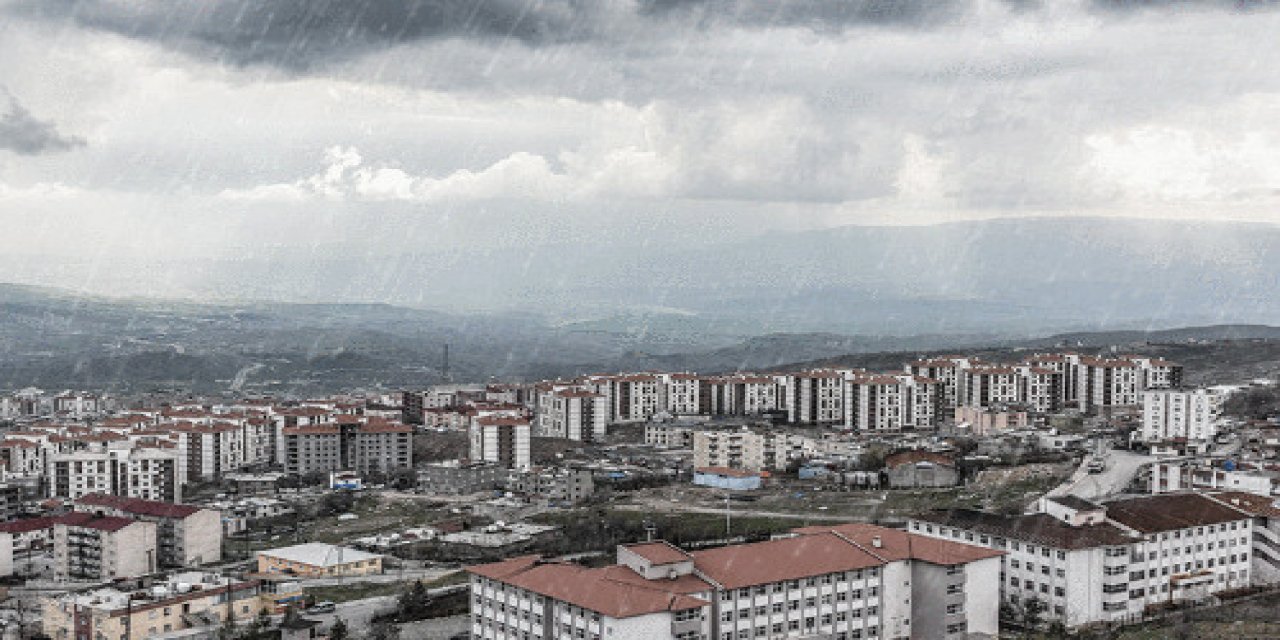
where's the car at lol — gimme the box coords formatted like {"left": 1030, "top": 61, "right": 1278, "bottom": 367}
{"left": 307, "top": 601, "right": 336, "bottom": 614}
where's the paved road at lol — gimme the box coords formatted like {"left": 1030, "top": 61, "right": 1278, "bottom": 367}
{"left": 297, "top": 568, "right": 455, "bottom": 587}
{"left": 304, "top": 584, "right": 469, "bottom": 631}
{"left": 306, "top": 595, "right": 397, "bottom": 629}
{"left": 1047, "top": 449, "right": 1154, "bottom": 502}
{"left": 616, "top": 499, "right": 857, "bottom": 522}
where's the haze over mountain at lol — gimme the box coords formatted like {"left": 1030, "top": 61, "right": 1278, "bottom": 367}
{"left": 6, "top": 217, "right": 1277, "bottom": 337}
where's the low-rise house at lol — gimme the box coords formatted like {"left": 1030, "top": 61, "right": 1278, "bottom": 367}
{"left": 692, "top": 467, "right": 762, "bottom": 491}
{"left": 256, "top": 542, "right": 383, "bottom": 578}
{"left": 884, "top": 451, "right": 958, "bottom": 488}
{"left": 417, "top": 461, "right": 507, "bottom": 495}
{"left": 505, "top": 468, "right": 594, "bottom": 504}
{"left": 42, "top": 571, "right": 266, "bottom": 640}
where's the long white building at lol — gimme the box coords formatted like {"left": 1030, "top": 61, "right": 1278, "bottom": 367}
{"left": 910, "top": 493, "right": 1253, "bottom": 629}
{"left": 467, "top": 522, "right": 1002, "bottom": 640}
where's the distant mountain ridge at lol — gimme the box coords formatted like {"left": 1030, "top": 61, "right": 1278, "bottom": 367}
{"left": 0, "top": 282, "right": 1276, "bottom": 393}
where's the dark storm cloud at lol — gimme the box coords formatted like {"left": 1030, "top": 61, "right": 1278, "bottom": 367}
{"left": 8, "top": 0, "right": 606, "bottom": 70}
{"left": 9, "top": 0, "right": 1278, "bottom": 71}
{"left": 637, "top": 0, "right": 973, "bottom": 29}
{"left": 1092, "top": 0, "right": 1275, "bottom": 11}
{"left": 0, "top": 92, "right": 85, "bottom": 155}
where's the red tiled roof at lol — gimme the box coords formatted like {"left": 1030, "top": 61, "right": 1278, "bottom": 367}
{"left": 1209, "top": 491, "right": 1280, "bottom": 519}
{"left": 1104, "top": 494, "right": 1249, "bottom": 533}
{"left": 691, "top": 532, "right": 883, "bottom": 589}
{"left": 54, "top": 511, "right": 138, "bottom": 532}
{"left": 789, "top": 523, "right": 1003, "bottom": 566}
{"left": 76, "top": 493, "right": 201, "bottom": 519}
{"left": 915, "top": 509, "right": 1136, "bottom": 549}
{"left": 467, "top": 558, "right": 707, "bottom": 619}
{"left": 0, "top": 516, "right": 66, "bottom": 534}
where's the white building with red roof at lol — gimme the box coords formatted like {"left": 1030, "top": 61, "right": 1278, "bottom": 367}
{"left": 467, "top": 523, "right": 1002, "bottom": 640}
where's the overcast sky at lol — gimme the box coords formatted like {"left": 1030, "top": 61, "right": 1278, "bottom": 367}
{"left": 1, "top": 0, "right": 1279, "bottom": 298}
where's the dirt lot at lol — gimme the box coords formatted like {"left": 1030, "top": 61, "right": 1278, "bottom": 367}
{"left": 614, "top": 465, "right": 1074, "bottom": 524}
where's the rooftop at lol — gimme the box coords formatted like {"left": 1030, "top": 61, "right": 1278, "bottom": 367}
{"left": 257, "top": 543, "right": 381, "bottom": 567}
{"left": 1104, "top": 493, "right": 1249, "bottom": 533}
{"left": 690, "top": 532, "right": 883, "bottom": 589}
{"left": 468, "top": 557, "right": 708, "bottom": 619}
{"left": 76, "top": 493, "right": 202, "bottom": 519}
{"left": 789, "top": 523, "right": 1004, "bottom": 566}
{"left": 622, "top": 541, "right": 692, "bottom": 565}
{"left": 914, "top": 509, "right": 1136, "bottom": 550}
{"left": 1048, "top": 495, "right": 1102, "bottom": 511}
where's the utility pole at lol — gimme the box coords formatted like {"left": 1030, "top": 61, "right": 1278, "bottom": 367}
{"left": 724, "top": 493, "right": 731, "bottom": 538}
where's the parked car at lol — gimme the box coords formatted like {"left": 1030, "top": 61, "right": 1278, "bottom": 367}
{"left": 307, "top": 601, "right": 336, "bottom": 614}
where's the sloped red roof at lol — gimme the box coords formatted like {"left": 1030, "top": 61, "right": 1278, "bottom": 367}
{"left": 76, "top": 493, "right": 201, "bottom": 519}
{"left": 467, "top": 558, "right": 707, "bottom": 619}
{"left": 790, "top": 523, "right": 1003, "bottom": 566}
{"left": 691, "top": 532, "right": 882, "bottom": 589}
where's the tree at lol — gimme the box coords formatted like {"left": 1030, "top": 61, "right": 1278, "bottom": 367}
{"left": 233, "top": 609, "right": 274, "bottom": 640}
{"left": 317, "top": 491, "right": 357, "bottom": 517}
{"left": 396, "top": 580, "right": 433, "bottom": 621}
{"left": 1022, "top": 596, "right": 1047, "bottom": 629}
{"left": 329, "top": 617, "right": 350, "bottom": 640}
{"left": 368, "top": 621, "right": 401, "bottom": 640}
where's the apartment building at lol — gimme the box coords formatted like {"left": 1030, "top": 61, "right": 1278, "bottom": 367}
{"left": 54, "top": 513, "right": 158, "bottom": 581}
{"left": 693, "top": 430, "right": 807, "bottom": 472}
{"left": 470, "top": 416, "right": 532, "bottom": 470}
{"left": 911, "top": 493, "right": 1253, "bottom": 628}
{"left": 665, "top": 374, "right": 703, "bottom": 416}
{"left": 0, "top": 437, "right": 45, "bottom": 478}
{"left": 48, "top": 446, "right": 182, "bottom": 502}
{"left": 645, "top": 423, "right": 695, "bottom": 448}
{"left": 1147, "top": 459, "right": 1274, "bottom": 495}
{"left": 907, "top": 357, "right": 979, "bottom": 409}
{"left": 42, "top": 571, "right": 265, "bottom": 640}
{"left": 963, "top": 366, "right": 1022, "bottom": 409}
{"left": 1128, "top": 357, "right": 1184, "bottom": 391}
{"left": 171, "top": 422, "right": 246, "bottom": 482}
{"left": 607, "top": 374, "right": 665, "bottom": 423}
{"left": 466, "top": 522, "right": 1001, "bottom": 640}
{"left": 700, "top": 375, "right": 781, "bottom": 417}
{"left": 280, "top": 419, "right": 413, "bottom": 476}
{"left": 505, "top": 468, "right": 595, "bottom": 504}
{"left": 1141, "top": 389, "right": 1221, "bottom": 443}
{"left": 1080, "top": 358, "right": 1142, "bottom": 413}
{"left": 74, "top": 494, "right": 222, "bottom": 567}
{"left": 845, "top": 374, "right": 942, "bottom": 432}
{"left": 538, "top": 388, "right": 607, "bottom": 442}
{"left": 782, "top": 371, "right": 847, "bottom": 426}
